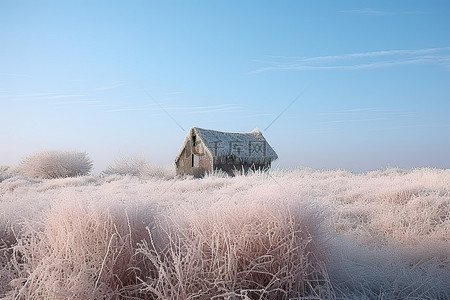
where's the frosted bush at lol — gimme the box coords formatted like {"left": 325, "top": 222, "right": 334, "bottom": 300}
{"left": 138, "top": 200, "right": 332, "bottom": 299}
{"left": 6, "top": 198, "right": 154, "bottom": 299}
{"left": 103, "top": 156, "right": 148, "bottom": 177}
{"left": 15, "top": 151, "right": 93, "bottom": 179}
{"left": 103, "top": 156, "right": 175, "bottom": 179}
{"left": 142, "top": 164, "right": 176, "bottom": 179}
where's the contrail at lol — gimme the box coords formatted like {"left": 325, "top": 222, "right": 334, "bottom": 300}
{"left": 264, "top": 84, "right": 312, "bottom": 132}
{"left": 143, "top": 89, "right": 185, "bottom": 132}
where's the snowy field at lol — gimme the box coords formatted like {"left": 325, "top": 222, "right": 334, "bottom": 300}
{"left": 0, "top": 165, "right": 449, "bottom": 299}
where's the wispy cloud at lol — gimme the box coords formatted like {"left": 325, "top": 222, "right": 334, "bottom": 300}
{"left": 318, "top": 108, "right": 381, "bottom": 116}
{"left": 340, "top": 8, "right": 390, "bottom": 16}
{"left": 320, "top": 118, "right": 396, "bottom": 125}
{"left": 52, "top": 100, "right": 101, "bottom": 105}
{"left": 369, "top": 123, "right": 450, "bottom": 131}
{"left": 94, "top": 83, "right": 125, "bottom": 91}
{"left": 1, "top": 73, "right": 92, "bottom": 85}
{"left": 33, "top": 94, "right": 86, "bottom": 100}
{"left": 106, "top": 107, "right": 149, "bottom": 112}
{"left": 340, "top": 8, "right": 427, "bottom": 16}
{"left": 105, "top": 103, "right": 159, "bottom": 113}
{"left": 239, "top": 113, "right": 274, "bottom": 119}
{"left": 0, "top": 93, "right": 85, "bottom": 101}
{"left": 0, "top": 73, "right": 31, "bottom": 78}
{"left": 317, "top": 107, "right": 416, "bottom": 126}
{"left": 318, "top": 108, "right": 415, "bottom": 117}
{"left": 164, "top": 104, "right": 242, "bottom": 114}
{"left": 165, "top": 91, "right": 184, "bottom": 96}
{"left": 402, "top": 10, "right": 427, "bottom": 15}
{"left": 251, "top": 47, "right": 450, "bottom": 73}
{"left": 105, "top": 103, "right": 242, "bottom": 115}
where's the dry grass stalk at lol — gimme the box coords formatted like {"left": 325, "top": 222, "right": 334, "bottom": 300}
{"left": 137, "top": 201, "right": 332, "bottom": 299}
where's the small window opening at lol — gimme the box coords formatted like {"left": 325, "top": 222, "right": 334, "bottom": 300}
{"left": 192, "top": 135, "right": 197, "bottom": 146}
{"left": 192, "top": 154, "right": 200, "bottom": 168}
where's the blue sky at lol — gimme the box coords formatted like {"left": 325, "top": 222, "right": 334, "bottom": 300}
{"left": 1, "top": 0, "right": 449, "bottom": 172}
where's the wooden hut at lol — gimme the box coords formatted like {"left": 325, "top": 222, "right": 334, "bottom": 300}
{"left": 175, "top": 127, "right": 278, "bottom": 177}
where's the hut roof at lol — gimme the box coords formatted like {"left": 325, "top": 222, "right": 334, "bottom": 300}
{"left": 175, "top": 127, "right": 278, "bottom": 164}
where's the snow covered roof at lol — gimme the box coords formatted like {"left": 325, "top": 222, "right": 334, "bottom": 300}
{"left": 175, "top": 127, "right": 278, "bottom": 165}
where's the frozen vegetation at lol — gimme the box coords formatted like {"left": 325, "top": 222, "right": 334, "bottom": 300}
{"left": 11, "top": 151, "right": 93, "bottom": 179}
{"left": 0, "top": 162, "right": 449, "bottom": 299}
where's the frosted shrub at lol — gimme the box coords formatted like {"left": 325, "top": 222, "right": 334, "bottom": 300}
{"left": 138, "top": 201, "right": 332, "bottom": 299}
{"left": 7, "top": 199, "right": 153, "bottom": 299}
{"left": 142, "top": 164, "right": 176, "bottom": 179}
{"left": 104, "top": 156, "right": 176, "bottom": 179}
{"left": 15, "top": 151, "right": 93, "bottom": 179}
{"left": 103, "top": 156, "right": 148, "bottom": 177}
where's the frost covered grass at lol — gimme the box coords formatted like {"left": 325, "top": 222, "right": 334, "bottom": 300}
{"left": 0, "top": 167, "right": 449, "bottom": 299}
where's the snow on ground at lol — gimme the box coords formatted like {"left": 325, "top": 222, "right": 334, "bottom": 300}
{"left": 0, "top": 167, "right": 449, "bottom": 299}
